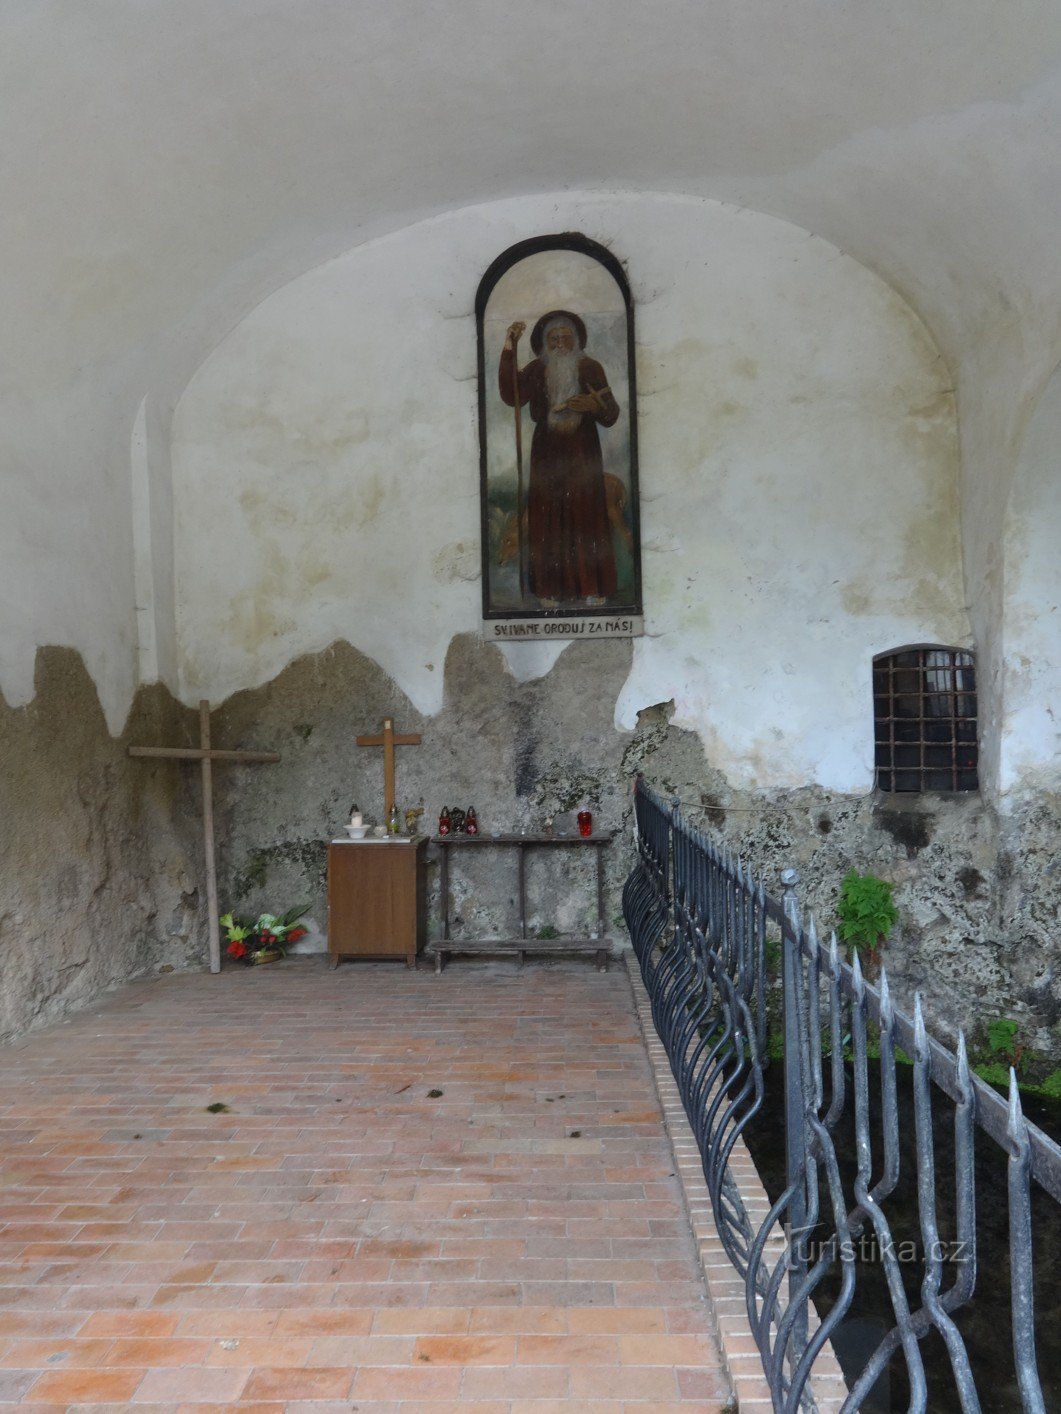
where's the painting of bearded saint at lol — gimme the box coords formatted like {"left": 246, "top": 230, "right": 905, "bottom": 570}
{"left": 499, "top": 309, "right": 620, "bottom": 604}
{"left": 479, "top": 240, "right": 641, "bottom": 625}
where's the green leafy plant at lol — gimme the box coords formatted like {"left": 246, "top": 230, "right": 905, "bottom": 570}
{"left": 836, "top": 870, "right": 898, "bottom": 972}
{"left": 535, "top": 924, "right": 559, "bottom": 940}
{"left": 973, "top": 1062, "right": 1011, "bottom": 1088}
{"left": 970, "top": 1017, "right": 1029, "bottom": 1088}
{"left": 220, "top": 904, "right": 309, "bottom": 965}
{"left": 986, "top": 1016, "right": 1027, "bottom": 1074}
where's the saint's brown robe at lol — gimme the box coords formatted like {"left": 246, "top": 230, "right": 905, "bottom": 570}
{"left": 499, "top": 348, "right": 620, "bottom": 602}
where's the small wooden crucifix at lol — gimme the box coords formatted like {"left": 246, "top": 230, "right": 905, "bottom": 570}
{"left": 356, "top": 716, "right": 421, "bottom": 820}
{"left": 128, "top": 701, "right": 280, "bottom": 975}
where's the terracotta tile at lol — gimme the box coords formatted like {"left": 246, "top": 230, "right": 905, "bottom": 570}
{"left": 468, "top": 1305, "right": 568, "bottom": 1334}
{"left": 206, "top": 1335, "right": 312, "bottom": 1366}
{"left": 243, "top": 1365, "right": 353, "bottom": 1398}
{"left": 175, "top": 1405, "right": 281, "bottom": 1414}
{"left": 173, "top": 1309, "right": 279, "bottom": 1338}
{"left": 518, "top": 1333, "right": 620, "bottom": 1364}
{"left": 570, "top": 1364, "right": 680, "bottom": 1399}
{"left": 629, "top": 1404, "right": 730, "bottom": 1414}
{"left": 0, "top": 1312, "right": 87, "bottom": 1337}
{"left": 372, "top": 1305, "right": 471, "bottom": 1335}
{"left": 0, "top": 1370, "right": 39, "bottom": 1401}
{"left": 24, "top": 1367, "right": 146, "bottom": 1402}
{"left": 509, "top": 1402, "right": 622, "bottom": 1414}
{"left": 351, "top": 1364, "right": 463, "bottom": 1398}
{"left": 462, "top": 1363, "right": 570, "bottom": 1398}
{"left": 104, "top": 1336, "right": 211, "bottom": 1366}
{"left": 412, "top": 1404, "right": 508, "bottom": 1414}
{"left": 617, "top": 1332, "right": 721, "bottom": 1364}
{"left": 0, "top": 963, "right": 737, "bottom": 1410}
{"left": 304, "top": 1334, "right": 415, "bottom": 1366}
{"left": 273, "top": 1307, "right": 373, "bottom": 1337}
{"left": 132, "top": 1365, "right": 249, "bottom": 1401}
{"left": 0, "top": 1337, "right": 116, "bottom": 1368}
{"left": 412, "top": 1334, "right": 515, "bottom": 1365}
{"left": 79, "top": 1311, "right": 179, "bottom": 1338}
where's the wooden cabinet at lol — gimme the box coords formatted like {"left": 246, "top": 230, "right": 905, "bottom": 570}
{"left": 327, "top": 838, "right": 428, "bottom": 968}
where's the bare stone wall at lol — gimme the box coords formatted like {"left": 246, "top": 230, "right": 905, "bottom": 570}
{"left": 0, "top": 648, "right": 202, "bottom": 1042}
{"left": 210, "top": 635, "right": 641, "bottom": 955}
{"left": 3, "top": 639, "right": 1057, "bottom": 1063}
{"left": 619, "top": 697, "right": 1061, "bottom": 1064}
{"left": 210, "top": 635, "right": 1061, "bottom": 1065}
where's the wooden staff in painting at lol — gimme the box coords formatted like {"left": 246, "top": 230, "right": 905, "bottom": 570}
{"left": 507, "top": 318, "right": 528, "bottom": 597}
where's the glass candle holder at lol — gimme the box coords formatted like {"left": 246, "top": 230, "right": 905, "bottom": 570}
{"left": 577, "top": 809, "right": 593, "bottom": 838}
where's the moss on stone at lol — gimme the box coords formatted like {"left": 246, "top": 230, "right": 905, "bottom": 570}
{"left": 232, "top": 839, "right": 327, "bottom": 901}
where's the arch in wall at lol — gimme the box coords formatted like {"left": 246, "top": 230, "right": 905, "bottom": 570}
{"left": 164, "top": 190, "right": 966, "bottom": 793}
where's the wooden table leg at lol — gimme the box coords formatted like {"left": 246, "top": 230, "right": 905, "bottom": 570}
{"left": 440, "top": 847, "right": 451, "bottom": 941}
{"left": 517, "top": 843, "right": 527, "bottom": 941}
{"left": 518, "top": 841, "right": 528, "bottom": 968}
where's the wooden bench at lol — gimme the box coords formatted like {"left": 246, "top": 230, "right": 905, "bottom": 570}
{"left": 425, "top": 936, "right": 611, "bottom": 973}
{"left": 429, "top": 832, "right": 612, "bottom": 974}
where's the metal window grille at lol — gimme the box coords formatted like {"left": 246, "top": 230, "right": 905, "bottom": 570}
{"left": 873, "top": 646, "right": 978, "bottom": 793}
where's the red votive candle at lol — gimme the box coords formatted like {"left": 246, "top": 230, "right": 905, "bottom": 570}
{"left": 577, "top": 809, "right": 593, "bottom": 837}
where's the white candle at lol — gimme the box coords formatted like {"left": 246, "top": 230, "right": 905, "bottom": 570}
{"left": 350, "top": 811, "right": 363, "bottom": 827}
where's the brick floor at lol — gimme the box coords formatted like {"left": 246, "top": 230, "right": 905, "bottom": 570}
{"left": 0, "top": 958, "right": 732, "bottom": 1409}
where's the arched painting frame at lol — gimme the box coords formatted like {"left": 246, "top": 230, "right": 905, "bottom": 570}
{"left": 477, "top": 234, "right": 643, "bottom": 641}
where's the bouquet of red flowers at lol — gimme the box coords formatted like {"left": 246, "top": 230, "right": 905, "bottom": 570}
{"left": 220, "top": 905, "right": 309, "bottom": 965}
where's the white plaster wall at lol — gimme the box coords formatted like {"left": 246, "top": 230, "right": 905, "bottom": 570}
{"left": 6, "top": 2, "right": 1061, "bottom": 745}
{"left": 999, "top": 364, "right": 1061, "bottom": 799}
{"left": 0, "top": 381, "right": 141, "bottom": 731}
{"left": 171, "top": 192, "right": 967, "bottom": 791}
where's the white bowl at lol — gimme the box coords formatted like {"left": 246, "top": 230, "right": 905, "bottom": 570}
{"left": 344, "top": 823, "right": 370, "bottom": 839}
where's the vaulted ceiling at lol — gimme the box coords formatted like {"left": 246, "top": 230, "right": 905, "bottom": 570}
{"left": 7, "top": 0, "right": 1061, "bottom": 401}
{"left": 4, "top": 1, "right": 1061, "bottom": 724}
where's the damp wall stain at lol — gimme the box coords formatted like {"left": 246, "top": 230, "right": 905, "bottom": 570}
{"left": 0, "top": 648, "right": 203, "bottom": 1044}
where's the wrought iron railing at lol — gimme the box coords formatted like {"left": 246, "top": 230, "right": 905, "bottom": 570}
{"left": 623, "top": 776, "right": 1061, "bottom": 1413}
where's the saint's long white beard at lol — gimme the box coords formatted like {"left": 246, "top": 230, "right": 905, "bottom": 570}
{"left": 544, "top": 348, "right": 582, "bottom": 433}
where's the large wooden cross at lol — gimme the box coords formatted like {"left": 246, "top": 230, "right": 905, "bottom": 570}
{"left": 128, "top": 700, "right": 280, "bottom": 974}
{"left": 356, "top": 716, "right": 421, "bottom": 820}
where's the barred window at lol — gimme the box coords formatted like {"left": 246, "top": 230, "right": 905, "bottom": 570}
{"left": 873, "top": 647, "right": 978, "bottom": 793}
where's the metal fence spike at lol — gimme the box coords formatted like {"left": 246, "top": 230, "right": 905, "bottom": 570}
{"left": 913, "top": 992, "right": 929, "bottom": 1062}
{"left": 879, "top": 969, "right": 893, "bottom": 1030}
{"left": 1008, "top": 1069, "right": 1027, "bottom": 1148}
{"left": 851, "top": 946, "right": 864, "bottom": 1000}
{"left": 956, "top": 1031, "right": 971, "bottom": 1098}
